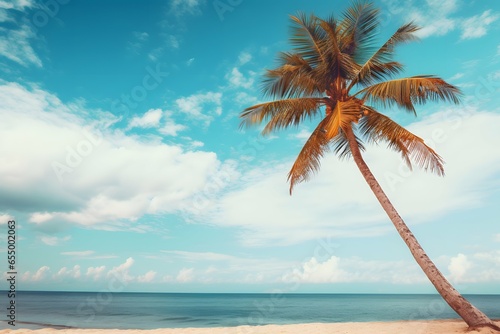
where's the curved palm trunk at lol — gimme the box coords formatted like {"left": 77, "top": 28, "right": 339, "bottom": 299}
{"left": 344, "top": 126, "right": 500, "bottom": 331}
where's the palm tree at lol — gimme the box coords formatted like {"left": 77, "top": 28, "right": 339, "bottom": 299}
{"left": 240, "top": 1, "right": 499, "bottom": 331}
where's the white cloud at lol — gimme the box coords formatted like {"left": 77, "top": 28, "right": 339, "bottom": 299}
{"left": 384, "top": 0, "right": 497, "bottom": 40}
{"left": 440, "top": 251, "right": 500, "bottom": 283}
{"left": 234, "top": 92, "right": 258, "bottom": 106}
{"left": 389, "top": 0, "right": 458, "bottom": 38}
{"left": 238, "top": 52, "right": 252, "bottom": 65}
{"left": 0, "top": 213, "right": 14, "bottom": 224}
{"left": 163, "top": 250, "right": 238, "bottom": 262}
{"left": 448, "top": 253, "right": 471, "bottom": 282}
{"left": 460, "top": 10, "right": 499, "bottom": 40}
{"left": 226, "top": 67, "right": 255, "bottom": 89}
{"left": 55, "top": 265, "right": 81, "bottom": 279}
{"left": 160, "top": 250, "right": 294, "bottom": 284}
{"left": 175, "top": 91, "right": 223, "bottom": 126}
{"left": 282, "top": 256, "right": 425, "bottom": 284}
{"left": 283, "top": 256, "right": 349, "bottom": 283}
{"left": 86, "top": 266, "right": 106, "bottom": 281}
{"left": 293, "top": 129, "right": 312, "bottom": 140}
{"left": 133, "top": 31, "right": 149, "bottom": 41}
{"left": 186, "top": 58, "right": 195, "bottom": 66}
{"left": 192, "top": 109, "right": 500, "bottom": 246}
{"left": 167, "top": 35, "right": 180, "bottom": 49}
{"left": 22, "top": 266, "right": 50, "bottom": 282}
{"left": 448, "top": 73, "right": 464, "bottom": 81}
{"left": 0, "top": 24, "right": 41, "bottom": 67}
{"left": 30, "top": 212, "right": 54, "bottom": 224}
{"left": 127, "top": 31, "right": 149, "bottom": 54}
{"left": 159, "top": 111, "right": 187, "bottom": 136}
{"left": 137, "top": 270, "right": 157, "bottom": 283}
{"left": 159, "top": 121, "right": 187, "bottom": 136}
{"left": 40, "top": 235, "right": 71, "bottom": 246}
{"left": 107, "top": 257, "right": 134, "bottom": 282}
{"left": 170, "top": 0, "right": 204, "bottom": 16}
{"left": 176, "top": 268, "right": 194, "bottom": 282}
{"left": 190, "top": 140, "right": 204, "bottom": 148}
{"left": 0, "top": 0, "right": 34, "bottom": 24}
{"left": 61, "top": 250, "right": 95, "bottom": 257}
{"left": 0, "top": 0, "right": 34, "bottom": 11}
{"left": 0, "top": 82, "right": 234, "bottom": 230}
{"left": 128, "top": 109, "right": 163, "bottom": 129}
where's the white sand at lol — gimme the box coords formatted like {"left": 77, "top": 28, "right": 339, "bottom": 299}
{"left": 1, "top": 320, "right": 499, "bottom": 334}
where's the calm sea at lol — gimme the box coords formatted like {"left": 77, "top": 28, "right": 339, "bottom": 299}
{"left": 1, "top": 292, "right": 499, "bottom": 330}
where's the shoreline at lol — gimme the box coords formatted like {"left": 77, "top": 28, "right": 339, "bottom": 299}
{"left": 1, "top": 320, "right": 499, "bottom": 334}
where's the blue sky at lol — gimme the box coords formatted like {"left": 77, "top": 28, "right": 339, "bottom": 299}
{"left": 0, "top": 0, "right": 499, "bottom": 294}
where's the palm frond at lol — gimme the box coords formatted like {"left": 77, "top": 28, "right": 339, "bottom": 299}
{"left": 324, "top": 99, "right": 363, "bottom": 140}
{"left": 287, "top": 115, "right": 331, "bottom": 194}
{"left": 359, "top": 108, "right": 444, "bottom": 175}
{"left": 356, "top": 76, "right": 461, "bottom": 114}
{"left": 288, "top": 100, "right": 366, "bottom": 193}
{"left": 289, "top": 13, "right": 326, "bottom": 68}
{"left": 262, "top": 52, "right": 323, "bottom": 99}
{"left": 340, "top": 0, "right": 380, "bottom": 62}
{"left": 349, "top": 22, "right": 419, "bottom": 89}
{"left": 330, "top": 127, "right": 366, "bottom": 160}
{"left": 240, "top": 98, "right": 325, "bottom": 134}
{"left": 318, "top": 17, "right": 360, "bottom": 81}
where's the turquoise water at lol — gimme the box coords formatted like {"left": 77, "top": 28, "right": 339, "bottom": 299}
{"left": 1, "top": 292, "right": 499, "bottom": 329}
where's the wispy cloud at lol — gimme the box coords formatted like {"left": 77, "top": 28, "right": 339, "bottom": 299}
{"left": 0, "top": 24, "right": 41, "bottom": 67}
{"left": 460, "top": 10, "right": 499, "bottom": 40}
{"left": 282, "top": 256, "right": 425, "bottom": 284}
{"left": 54, "top": 265, "right": 81, "bottom": 279}
{"left": 137, "top": 270, "right": 157, "bottom": 283}
{"left": 291, "top": 129, "right": 312, "bottom": 140}
{"left": 39, "top": 235, "right": 71, "bottom": 246}
{"left": 383, "top": 0, "right": 498, "bottom": 40}
{"left": 238, "top": 51, "right": 252, "bottom": 65}
{"left": 159, "top": 111, "right": 187, "bottom": 136}
{"left": 61, "top": 250, "right": 95, "bottom": 257}
{"left": 128, "top": 108, "right": 163, "bottom": 129}
{"left": 86, "top": 266, "right": 106, "bottom": 280}
{"left": 176, "top": 268, "right": 194, "bottom": 282}
{"left": 447, "top": 72, "right": 464, "bottom": 81}
{"left": 127, "top": 31, "right": 149, "bottom": 54}
{"left": 175, "top": 91, "right": 222, "bottom": 126}
{"left": 0, "top": 0, "right": 35, "bottom": 22}
{"left": 162, "top": 250, "right": 238, "bottom": 262}
{"left": 22, "top": 266, "right": 50, "bottom": 282}
{"left": 226, "top": 67, "right": 255, "bottom": 89}
{"left": 169, "top": 0, "right": 205, "bottom": 16}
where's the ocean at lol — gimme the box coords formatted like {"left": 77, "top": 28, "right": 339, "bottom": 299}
{"left": 1, "top": 292, "right": 499, "bottom": 330}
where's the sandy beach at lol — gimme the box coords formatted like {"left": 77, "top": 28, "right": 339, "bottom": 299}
{"left": 1, "top": 320, "right": 499, "bottom": 334}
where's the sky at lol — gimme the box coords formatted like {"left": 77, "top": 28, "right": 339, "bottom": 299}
{"left": 0, "top": 0, "right": 499, "bottom": 294}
